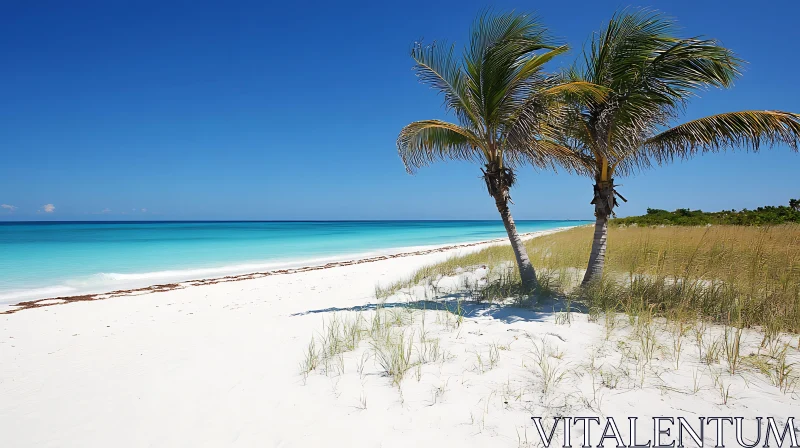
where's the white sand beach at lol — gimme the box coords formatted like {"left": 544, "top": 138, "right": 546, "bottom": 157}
{"left": 2, "top": 229, "right": 798, "bottom": 448}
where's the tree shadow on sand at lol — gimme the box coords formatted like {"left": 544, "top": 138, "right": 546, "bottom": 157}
{"left": 290, "top": 292, "right": 586, "bottom": 325}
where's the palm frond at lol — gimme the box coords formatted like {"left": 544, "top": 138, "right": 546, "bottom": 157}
{"left": 410, "top": 41, "right": 480, "bottom": 129}
{"left": 510, "top": 45, "right": 569, "bottom": 87}
{"left": 648, "top": 37, "right": 742, "bottom": 94}
{"left": 466, "top": 11, "right": 554, "bottom": 74}
{"left": 587, "top": 9, "right": 674, "bottom": 88}
{"left": 397, "top": 120, "right": 484, "bottom": 173}
{"left": 514, "top": 139, "right": 597, "bottom": 175}
{"left": 463, "top": 12, "right": 556, "bottom": 127}
{"left": 401, "top": 11, "right": 580, "bottom": 176}
{"left": 642, "top": 111, "right": 800, "bottom": 163}
{"left": 569, "top": 8, "right": 752, "bottom": 177}
{"left": 542, "top": 80, "right": 609, "bottom": 103}
{"left": 501, "top": 75, "right": 559, "bottom": 150}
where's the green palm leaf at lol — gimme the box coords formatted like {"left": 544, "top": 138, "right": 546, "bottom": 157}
{"left": 410, "top": 42, "right": 480, "bottom": 130}
{"left": 643, "top": 111, "right": 800, "bottom": 163}
{"left": 463, "top": 12, "right": 556, "bottom": 128}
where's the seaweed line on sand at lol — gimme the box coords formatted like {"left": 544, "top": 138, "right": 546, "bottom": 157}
{"left": 1, "top": 229, "right": 566, "bottom": 315}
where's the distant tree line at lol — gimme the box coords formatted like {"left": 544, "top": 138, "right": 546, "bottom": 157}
{"left": 613, "top": 199, "right": 800, "bottom": 226}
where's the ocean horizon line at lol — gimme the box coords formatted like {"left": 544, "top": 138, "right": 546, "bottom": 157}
{"left": 0, "top": 220, "right": 589, "bottom": 303}
{"left": 0, "top": 219, "right": 594, "bottom": 225}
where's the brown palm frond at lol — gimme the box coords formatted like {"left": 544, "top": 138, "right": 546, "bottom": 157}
{"left": 397, "top": 120, "right": 485, "bottom": 173}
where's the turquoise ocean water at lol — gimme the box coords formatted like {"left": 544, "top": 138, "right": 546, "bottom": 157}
{"left": 0, "top": 220, "right": 588, "bottom": 303}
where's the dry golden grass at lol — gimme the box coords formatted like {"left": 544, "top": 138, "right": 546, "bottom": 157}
{"left": 530, "top": 225, "right": 800, "bottom": 285}
{"left": 387, "top": 225, "right": 800, "bottom": 333}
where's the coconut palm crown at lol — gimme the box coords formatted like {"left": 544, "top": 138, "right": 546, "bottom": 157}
{"left": 397, "top": 12, "right": 602, "bottom": 291}
{"left": 549, "top": 10, "right": 800, "bottom": 285}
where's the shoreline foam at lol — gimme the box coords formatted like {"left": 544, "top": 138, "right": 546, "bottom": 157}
{"left": 1, "top": 227, "right": 572, "bottom": 315}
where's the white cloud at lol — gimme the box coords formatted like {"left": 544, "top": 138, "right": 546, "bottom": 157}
{"left": 141, "top": 208, "right": 147, "bottom": 213}
{"left": 1, "top": 204, "right": 17, "bottom": 212}
{"left": 42, "top": 204, "right": 55, "bottom": 213}
{"left": 101, "top": 208, "right": 111, "bottom": 214}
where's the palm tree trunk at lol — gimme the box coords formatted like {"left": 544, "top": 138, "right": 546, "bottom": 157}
{"left": 492, "top": 192, "right": 538, "bottom": 292}
{"left": 581, "top": 180, "right": 617, "bottom": 286}
{"left": 582, "top": 212, "right": 608, "bottom": 285}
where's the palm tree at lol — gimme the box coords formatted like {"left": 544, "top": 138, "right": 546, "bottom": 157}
{"left": 397, "top": 12, "right": 598, "bottom": 291}
{"left": 548, "top": 10, "right": 800, "bottom": 285}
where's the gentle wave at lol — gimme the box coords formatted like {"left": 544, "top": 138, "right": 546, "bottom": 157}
{"left": 0, "top": 245, "right": 445, "bottom": 304}
{"left": 0, "top": 221, "right": 589, "bottom": 304}
{"left": 0, "top": 286, "right": 79, "bottom": 302}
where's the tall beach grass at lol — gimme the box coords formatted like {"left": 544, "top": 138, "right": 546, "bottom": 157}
{"left": 385, "top": 224, "right": 800, "bottom": 333}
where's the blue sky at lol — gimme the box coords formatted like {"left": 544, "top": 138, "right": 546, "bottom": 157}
{"left": 2, "top": 0, "right": 798, "bottom": 221}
